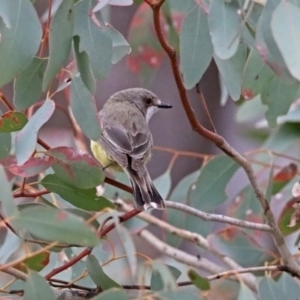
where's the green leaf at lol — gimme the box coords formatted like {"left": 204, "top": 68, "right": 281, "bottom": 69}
{"left": 15, "top": 99, "right": 55, "bottom": 165}
{"left": 70, "top": 76, "right": 102, "bottom": 141}
{"left": 47, "top": 146, "right": 104, "bottom": 189}
{"left": 0, "top": 165, "right": 18, "bottom": 218}
{"left": 187, "top": 269, "right": 210, "bottom": 291}
{"left": 153, "top": 170, "right": 172, "bottom": 200}
{"left": 0, "top": 0, "right": 42, "bottom": 88}
{"left": 258, "top": 277, "right": 287, "bottom": 300}
{"left": 158, "top": 290, "right": 202, "bottom": 300}
{"left": 40, "top": 174, "right": 114, "bottom": 211}
{"left": 214, "top": 43, "right": 246, "bottom": 101}
{"left": 14, "top": 58, "right": 47, "bottom": 110}
{"left": 11, "top": 206, "right": 100, "bottom": 247}
{"left": 180, "top": 5, "right": 213, "bottom": 89}
{"left": 272, "top": 2, "right": 300, "bottom": 81}
{"left": 261, "top": 77, "right": 300, "bottom": 127}
{"left": 91, "top": 289, "right": 129, "bottom": 300}
{"left": 189, "top": 156, "right": 239, "bottom": 211}
{"left": 65, "top": 208, "right": 100, "bottom": 229}
{"left": 238, "top": 283, "right": 256, "bottom": 300}
{"left": 259, "top": 0, "right": 290, "bottom": 79}
{"left": 24, "top": 271, "right": 56, "bottom": 300}
{"left": 209, "top": 228, "right": 267, "bottom": 267}
{"left": 73, "top": 36, "right": 96, "bottom": 93}
{"left": 0, "top": 133, "right": 11, "bottom": 159}
{"left": 86, "top": 255, "right": 122, "bottom": 290}
{"left": 165, "top": 170, "right": 200, "bottom": 247}
{"left": 236, "top": 95, "right": 267, "bottom": 123}
{"left": 108, "top": 26, "right": 131, "bottom": 64}
{"left": 208, "top": 0, "right": 241, "bottom": 59}
{"left": 16, "top": 251, "right": 50, "bottom": 272}
{"left": 278, "top": 272, "right": 300, "bottom": 297}
{"left": 150, "top": 261, "right": 178, "bottom": 291}
{"left": 42, "top": 0, "right": 74, "bottom": 91}
{"left": 115, "top": 223, "right": 137, "bottom": 278}
{"left": 0, "top": 111, "right": 28, "bottom": 133}
{"left": 241, "top": 48, "right": 275, "bottom": 100}
{"left": 74, "top": 0, "right": 112, "bottom": 80}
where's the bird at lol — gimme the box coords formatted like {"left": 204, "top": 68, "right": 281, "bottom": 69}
{"left": 90, "top": 88, "right": 172, "bottom": 211}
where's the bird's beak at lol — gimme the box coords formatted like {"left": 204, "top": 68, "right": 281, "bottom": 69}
{"left": 156, "top": 100, "right": 172, "bottom": 109}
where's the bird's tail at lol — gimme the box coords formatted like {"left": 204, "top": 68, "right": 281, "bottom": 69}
{"left": 127, "top": 168, "right": 165, "bottom": 211}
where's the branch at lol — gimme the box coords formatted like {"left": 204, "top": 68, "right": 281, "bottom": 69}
{"left": 165, "top": 201, "right": 273, "bottom": 232}
{"left": 139, "top": 229, "right": 257, "bottom": 291}
{"left": 208, "top": 265, "right": 300, "bottom": 281}
{"left": 144, "top": 0, "right": 300, "bottom": 276}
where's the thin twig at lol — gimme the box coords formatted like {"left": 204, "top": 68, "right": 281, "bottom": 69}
{"left": 139, "top": 229, "right": 257, "bottom": 291}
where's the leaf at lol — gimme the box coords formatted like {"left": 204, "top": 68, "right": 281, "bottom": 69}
{"left": 91, "top": 289, "right": 129, "bottom": 300}
{"left": 74, "top": 0, "right": 112, "bottom": 80}
{"left": 214, "top": 43, "right": 246, "bottom": 101}
{"left": 189, "top": 156, "right": 239, "bottom": 211}
{"left": 108, "top": 25, "right": 131, "bottom": 64}
{"left": 180, "top": 5, "right": 213, "bottom": 89}
{"left": 241, "top": 48, "right": 275, "bottom": 100}
{"left": 40, "top": 174, "right": 114, "bottom": 211}
{"left": 42, "top": 0, "right": 74, "bottom": 91}
{"left": 70, "top": 76, "right": 102, "bottom": 141}
{"left": 187, "top": 269, "right": 210, "bottom": 291}
{"left": 8, "top": 156, "right": 54, "bottom": 177}
{"left": 15, "top": 251, "right": 50, "bottom": 272}
{"left": 277, "top": 272, "right": 300, "bottom": 297}
{"left": 15, "top": 99, "right": 55, "bottom": 165}
{"left": 65, "top": 208, "right": 100, "bottom": 229}
{"left": 236, "top": 95, "right": 267, "bottom": 123}
{"left": 258, "top": 277, "right": 287, "bottom": 300}
{"left": 157, "top": 291, "right": 202, "bottom": 300}
{"left": 0, "top": 0, "right": 42, "bottom": 88}
{"left": 208, "top": 0, "right": 241, "bottom": 59}
{"left": 237, "top": 283, "right": 256, "bottom": 300}
{"left": 73, "top": 36, "right": 96, "bottom": 94}
{"left": 127, "top": 3, "right": 166, "bottom": 85}
{"left": 208, "top": 228, "right": 267, "bottom": 267}
{"left": 259, "top": 0, "right": 292, "bottom": 80}
{"left": 46, "top": 146, "right": 104, "bottom": 189}
{"left": 24, "top": 271, "right": 56, "bottom": 300}
{"left": 0, "top": 133, "right": 11, "bottom": 159}
{"left": 11, "top": 206, "right": 100, "bottom": 246}
{"left": 278, "top": 197, "right": 300, "bottom": 235}
{"left": 165, "top": 170, "right": 200, "bottom": 247}
{"left": 115, "top": 223, "right": 137, "bottom": 278}
{"left": 0, "top": 111, "right": 28, "bottom": 133}
{"left": 153, "top": 170, "right": 172, "bottom": 200}
{"left": 272, "top": 2, "right": 300, "bottom": 81}
{"left": 272, "top": 163, "right": 297, "bottom": 195}
{"left": 261, "top": 76, "right": 300, "bottom": 127}
{"left": 150, "top": 261, "right": 178, "bottom": 291}
{"left": 13, "top": 58, "right": 47, "bottom": 110}
{"left": 86, "top": 254, "right": 122, "bottom": 290}
{"left": 0, "top": 165, "right": 18, "bottom": 218}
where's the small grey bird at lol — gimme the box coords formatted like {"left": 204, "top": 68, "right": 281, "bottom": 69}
{"left": 91, "top": 88, "right": 172, "bottom": 210}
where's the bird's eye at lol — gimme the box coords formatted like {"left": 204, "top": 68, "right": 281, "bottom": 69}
{"left": 145, "top": 98, "right": 152, "bottom": 105}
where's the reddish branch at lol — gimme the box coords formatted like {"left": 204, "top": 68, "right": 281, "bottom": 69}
{"left": 143, "top": 0, "right": 300, "bottom": 276}
{"left": 44, "top": 208, "right": 140, "bottom": 280}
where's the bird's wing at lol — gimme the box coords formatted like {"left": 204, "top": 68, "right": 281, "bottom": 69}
{"left": 100, "top": 125, "right": 152, "bottom": 171}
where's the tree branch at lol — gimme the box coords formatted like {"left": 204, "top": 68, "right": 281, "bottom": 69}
{"left": 139, "top": 229, "right": 257, "bottom": 291}
{"left": 144, "top": 0, "right": 300, "bottom": 276}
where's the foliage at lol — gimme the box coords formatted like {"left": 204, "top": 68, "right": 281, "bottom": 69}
{"left": 0, "top": 0, "right": 300, "bottom": 299}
